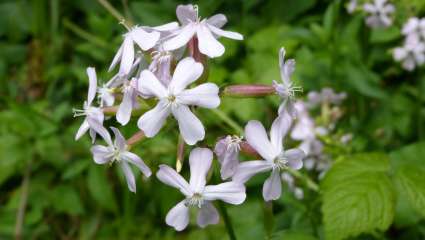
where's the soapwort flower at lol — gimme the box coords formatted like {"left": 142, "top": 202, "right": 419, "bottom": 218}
{"left": 233, "top": 111, "right": 305, "bottom": 201}
{"left": 90, "top": 127, "right": 151, "bottom": 193}
{"left": 214, "top": 135, "right": 243, "bottom": 180}
{"left": 156, "top": 147, "right": 246, "bottom": 231}
{"left": 137, "top": 57, "right": 220, "bottom": 145}
{"left": 393, "top": 35, "right": 425, "bottom": 71}
{"left": 116, "top": 78, "right": 140, "bottom": 125}
{"left": 74, "top": 67, "right": 105, "bottom": 143}
{"left": 273, "top": 47, "right": 301, "bottom": 118}
{"left": 163, "top": 4, "right": 243, "bottom": 58}
{"left": 363, "top": 0, "right": 395, "bottom": 28}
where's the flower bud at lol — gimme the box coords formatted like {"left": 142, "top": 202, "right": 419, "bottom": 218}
{"left": 222, "top": 84, "right": 276, "bottom": 98}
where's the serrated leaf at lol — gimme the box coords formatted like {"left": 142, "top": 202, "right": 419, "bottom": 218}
{"left": 394, "top": 166, "right": 425, "bottom": 218}
{"left": 87, "top": 165, "right": 118, "bottom": 213}
{"left": 321, "top": 153, "right": 395, "bottom": 240}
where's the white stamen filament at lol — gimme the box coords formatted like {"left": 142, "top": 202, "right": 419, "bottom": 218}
{"left": 185, "top": 192, "right": 204, "bottom": 208}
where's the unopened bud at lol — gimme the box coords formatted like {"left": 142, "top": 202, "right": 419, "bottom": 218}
{"left": 222, "top": 84, "right": 276, "bottom": 98}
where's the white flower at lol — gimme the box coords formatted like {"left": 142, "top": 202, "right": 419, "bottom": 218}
{"left": 281, "top": 172, "right": 304, "bottom": 200}
{"left": 273, "top": 47, "right": 301, "bottom": 118}
{"left": 74, "top": 67, "right": 105, "bottom": 143}
{"left": 148, "top": 50, "right": 174, "bottom": 87}
{"left": 363, "top": 0, "right": 395, "bottom": 28}
{"left": 214, "top": 135, "right": 242, "bottom": 180}
{"left": 402, "top": 17, "right": 425, "bottom": 39}
{"left": 233, "top": 112, "right": 305, "bottom": 201}
{"left": 306, "top": 88, "right": 347, "bottom": 107}
{"left": 97, "top": 84, "right": 115, "bottom": 107}
{"left": 91, "top": 127, "right": 151, "bottom": 193}
{"left": 162, "top": 4, "right": 243, "bottom": 58}
{"left": 346, "top": 0, "right": 358, "bottom": 14}
{"left": 393, "top": 35, "right": 425, "bottom": 71}
{"left": 116, "top": 78, "right": 139, "bottom": 125}
{"left": 156, "top": 147, "right": 246, "bottom": 231}
{"left": 109, "top": 26, "right": 160, "bottom": 76}
{"left": 137, "top": 57, "right": 220, "bottom": 145}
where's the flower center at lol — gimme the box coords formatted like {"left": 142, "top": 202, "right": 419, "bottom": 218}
{"left": 185, "top": 192, "right": 204, "bottom": 208}
{"left": 273, "top": 153, "right": 289, "bottom": 170}
{"left": 168, "top": 94, "right": 176, "bottom": 102}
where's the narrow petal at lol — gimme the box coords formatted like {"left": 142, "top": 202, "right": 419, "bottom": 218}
{"left": 162, "top": 23, "right": 196, "bottom": 51}
{"left": 120, "top": 161, "right": 136, "bottom": 193}
{"left": 110, "top": 127, "right": 126, "bottom": 150}
{"left": 151, "top": 22, "right": 179, "bottom": 31}
{"left": 172, "top": 105, "right": 205, "bottom": 145}
{"left": 137, "top": 100, "right": 171, "bottom": 137}
{"left": 206, "top": 14, "right": 227, "bottom": 28}
{"left": 75, "top": 119, "right": 89, "bottom": 140}
{"left": 122, "top": 151, "right": 152, "bottom": 177}
{"left": 207, "top": 23, "right": 243, "bottom": 40}
{"left": 232, "top": 160, "right": 273, "bottom": 183}
{"left": 166, "top": 200, "right": 190, "bottom": 231}
{"left": 189, "top": 148, "right": 213, "bottom": 193}
{"left": 245, "top": 120, "right": 278, "bottom": 161}
{"left": 176, "top": 4, "right": 197, "bottom": 25}
{"left": 87, "top": 117, "right": 112, "bottom": 146}
{"left": 262, "top": 169, "right": 282, "bottom": 201}
{"left": 270, "top": 112, "right": 292, "bottom": 153}
{"left": 119, "top": 35, "right": 134, "bottom": 75}
{"left": 156, "top": 164, "right": 192, "bottom": 196}
{"left": 168, "top": 57, "right": 203, "bottom": 94}
{"left": 130, "top": 27, "right": 160, "bottom": 51}
{"left": 86, "top": 67, "right": 97, "bottom": 105}
{"left": 197, "top": 202, "right": 219, "bottom": 228}
{"left": 197, "top": 24, "right": 225, "bottom": 58}
{"left": 139, "top": 70, "right": 168, "bottom": 98}
{"left": 220, "top": 149, "right": 239, "bottom": 180}
{"left": 203, "top": 182, "right": 246, "bottom": 205}
{"left": 178, "top": 83, "right": 220, "bottom": 108}
{"left": 90, "top": 145, "right": 113, "bottom": 164}
{"left": 116, "top": 88, "right": 134, "bottom": 125}
{"left": 108, "top": 44, "right": 123, "bottom": 72}
{"left": 284, "top": 148, "right": 305, "bottom": 170}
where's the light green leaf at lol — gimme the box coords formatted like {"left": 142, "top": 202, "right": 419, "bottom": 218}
{"left": 321, "top": 153, "right": 395, "bottom": 240}
{"left": 271, "top": 230, "right": 317, "bottom": 240}
{"left": 394, "top": 165, "right": 425, "bottom": 218}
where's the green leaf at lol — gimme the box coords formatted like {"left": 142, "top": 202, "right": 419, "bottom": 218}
{"left": 394, "top": 165, "right": 425, "bottom": 218}
{"left": 87, "top": 165, "right": 118, "bottom": 213}
{"left": 50, "top": 185, "right": 84, "bottom": 215}
{"left": 271, "top": 230, "right": 317, "bottom": 240}
{"left": 321, "top": 153, "right": 395, "bottom": 240}
{"left": 370, "top": 26, "right": 401, "bottom": 44}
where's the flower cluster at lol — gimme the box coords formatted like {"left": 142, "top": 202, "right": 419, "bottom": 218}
{"left": 74, "top": 4, "right": 307, "bottom": 231}
{"left": 393, "top": 17, "right": 425, "bottom": 71}
{"left": 346, "top": 0, "right": 395, "bottom": 29}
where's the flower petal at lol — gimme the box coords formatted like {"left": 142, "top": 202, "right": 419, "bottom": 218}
{"left": 207, "top": 23, "right": 243, "bottom": 40}
{"left": 176, "top": 4, "right": 197, "bottom": 25}
{"left": 165, "top": 200, "right": 190, "bottom": 231}
{"left": 121, "top": 151, "right": 152, "bottom": 177}
{"left": 206, "top": 14, "right": 227, "bottom": 28}
{"left": 151, "top": 22, "right": 179, "bottom": 31}
{"left": 108, "top": 44, "right": 123, "bottom": 72}
{"left": 116, "top": 87, "right": 134, "bottom": 125}
{"left": 171, "top": 105, "right": 205, "bottom": 145}
{"left": 189, "top": 148, "right": 213, "bottom": 193}
{"left": 120, "top": 161, "right": 136, "bottom": 193}
{"left": 203, "top": 182, "right": 246, "bottom": 205}
{"left": 137, "top": 100, "right": 171, "bottom": 137}
{"left": 197, "top": 24, "right": 225, "bottom": 58}
{"left": 270, "top": 112, "right": 292, "bottom": 153}
{"left": 130, "top": 27, "right": 160, "bottom": 51}
{"left": 232, "top": 160, "right": 272, "bottom": 183}
{"left": 169, "top": 57, "right": 203, "bottom": 94}
{"left": 178, "top": 83, "right": 220, "bottom": 108}
{"left": 245, "top": 120, "right": 278, "bottom": 161}
{"left": 220, "top": 149, "right": 239, "bottom": 180}
{"left": 197, "top": 202, "right": 219, "bottom": 228}
{"left": 163, "top": 23, "right": 196, "bottom": 51}
{"left": 75, "top": 119, "right": 89, "bottom": 141}
{"left": 87, "top": 117, "right": 112, "bottom": 146}
{"left": 90, "top": 145, "right": 113, "bottom": 164}
{"left": 262, "top": 169, "right": 282, "bottom": 201}
{"left": 284, "top": 148, "right": 305, "bottom": 170}
{"left": 86, "top": 67, "right": 97, "bottom": 105}
{"left": 110, "top": 127, "right": 126, "bottom": 150}
{"left": 139, "top": 70, "right": 168, "bottom": 98}
{"left": 119, "top": 35, "right": 134, "bottom": 75}
{"left": 156, "top": 164, "right": 192, "bottom": 196}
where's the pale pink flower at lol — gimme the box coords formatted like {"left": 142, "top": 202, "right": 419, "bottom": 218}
{"left": 214, "top": 135, "right": 242, "bottom": 180}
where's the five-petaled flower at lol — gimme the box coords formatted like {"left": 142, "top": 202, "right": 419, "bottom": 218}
{"left": 156, "top": 147, "right": 246, "bottom": 231}
{"left": 74, "top": 67, "right": 105, "bottom": 143}
{"left": 363, "top": 0, "right": 395, "bottom": 28}
{"left": 233, "top": 112, "right": 305, "bottom": 201}
{"left": 137, "top": 57, "right": 220, "bottom": 145}
{"left": 214, "top": 135, "right": 243, "bottom": 180}
{"left": 273, "top": 47, "right": 301, "bottom": 118}
{"left": 163, "top": 4, "right": 243, "bottom": 58}
{"left": 91, "top": 127, "right": 151, "bottom": 193}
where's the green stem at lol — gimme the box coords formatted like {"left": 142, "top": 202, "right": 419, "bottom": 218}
{"left": 211, "top": 108, "right": 243, "bottom": 135}
{"left": 97, "top": 0, "right": 133, "bottom": 27}
{"left": 286, "top": 168, "right": 319, "bottom": 192}
{"left": 63, "top": 19, "right": 109, "bottom": 48}
{"left": 218, "top": 201, "right": 237, "bottom": 240}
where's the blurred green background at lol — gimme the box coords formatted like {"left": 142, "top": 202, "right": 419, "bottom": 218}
{"left": 1, "top": 0, "right": 425, "bottom": 239}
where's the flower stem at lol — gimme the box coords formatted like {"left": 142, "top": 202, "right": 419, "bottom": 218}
{"left": 210, "top": 108, "right": 243, "bottom": 135}
{"left": 97, "top": 0, "right": 133, "bottom": 27}
{"left": 218, "top": 201, "right": 237, "bottom": 240}
{"left": 127, "top": 130, "right": 145, "bottom": 148}
{"left": 286, "top": 168, "right": 319, "bottom": 192}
